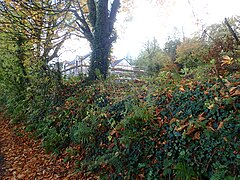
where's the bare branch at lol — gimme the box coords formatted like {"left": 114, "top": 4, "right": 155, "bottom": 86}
{"left": 225, "top": 18, "right": 240, "bottom": 45}
{"left": 70, "top": 9, "right": 94, "bottom": 43}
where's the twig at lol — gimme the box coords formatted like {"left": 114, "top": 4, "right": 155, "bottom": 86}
{"left": 206, "top": 149, "right": 216, "bottom": 172}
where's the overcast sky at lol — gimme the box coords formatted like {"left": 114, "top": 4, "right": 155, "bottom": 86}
{"left": 60, "top": 0, "right": 240, "bottom": 62}
{"left": 113, "top": 0, "right": 240, "bottom": 58}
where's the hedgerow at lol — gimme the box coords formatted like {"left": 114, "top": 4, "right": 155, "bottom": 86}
{"left": 19, "top": 71, "right": 239, "bottom": 179}
{"left": 1, "top": 61, "right": 239, "bottom": 179}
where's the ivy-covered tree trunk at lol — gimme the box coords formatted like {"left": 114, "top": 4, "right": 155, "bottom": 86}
{"left": 69, "top": 0, "right": 120, "bottom": 80}
{"left": 88, "top": 0, "right": 111, "bottom": 80}
{"left": 88, "top": 0, "right": 120, "bottom": 80}
{"left": 89, "top": 38, "right": 111, "bottom": 80}
{"left": 15, "top": 33, "right": 30, "bottom": 87}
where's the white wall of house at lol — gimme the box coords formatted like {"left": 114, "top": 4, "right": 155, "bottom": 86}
{"left": 62, "top": 55, "right": 90, "bottom": 76}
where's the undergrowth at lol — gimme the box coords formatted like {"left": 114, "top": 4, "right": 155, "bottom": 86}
{"left": 1, "top": 68, "right": 239, "bottom": 179}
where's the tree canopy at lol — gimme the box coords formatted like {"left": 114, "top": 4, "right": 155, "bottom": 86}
{"left": 135, "top": 38, "right": 171, "bottom": 76}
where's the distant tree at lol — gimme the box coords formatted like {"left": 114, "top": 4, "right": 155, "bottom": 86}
{"left": 201, "top": 16, "right": 240, "bottom": 64}
{"left": 202, "top": 15, "right": 240, "bottom": 44}
{"left": 176, "top": 37, "right": 209, "bottom": 68}
{"left": 200, "top": 16, "right": 240, "bottom": 75}
{"left": 164, "top": 38, "right": 181, "bottom": 62}
{"left": 135, "top": 38, "right": 170, "bottom": 76}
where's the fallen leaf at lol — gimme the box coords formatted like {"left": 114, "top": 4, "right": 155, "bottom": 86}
{"left": 204, "top": 91, "right": 209, "bottom": 95}
{"left": 231, "top": 89, "right": 240, "bottom": 97}
{"left": 162, "top": 141, "right": 166, "bottom": 145}
{"left": 17, "top": 173, "right": 25, "bottom": 179}
{"left": 206, "top": 126, "right": 215, "bottom": 131}
{"left": 217, "top": 122, "right": 224, "bottom": 130}
{"left": 108, "top": 143, "right": 115, "bottom": 149}
{"left": 110, "top": 129, "right": 117, "bottom": 136}
{"left": 185, "top": 125, "right": 198, "bottom": 136}
{"left": 166, "top": 92, "right": 172, "bottom": 99}
{"left": 155, "top": 108, "right": 161, "bottom": 116}
{"left": 221, "top": 55, "right": 233, "bottom": 66}
{"left": 208, "top": 104, "right": 215, "bottom": 110}
{"left": 224, "top": 79, "right": 231, "bottom": 87}
{"left": 192, "top": 131, "right": 200, "bottom": 140}
{"left": 223, "top": 137, "right": 228, "bottom": 142}
{"left": 229, "top": 87, "right": 238, "bottom": 94}
{"left": 170, "top": 118, "right": 179, "bottom": 124}
{"left": 175, "top": 124, "right": 188, "bottom": 131}
{"left": 179, "top": 86, "right": 185, "bottom": 92}
{"left": 197, "top": 113, "right": 205, "bottom": 122}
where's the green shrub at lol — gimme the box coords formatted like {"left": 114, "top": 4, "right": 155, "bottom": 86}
{"left": 176, "top": 37, "right": 209, "bottom": 68}
{"left": 73, "top": 74, "right": 239, "bottom": 179}
{"left": 2, "top": 62, "right": 238, "bottom": 179}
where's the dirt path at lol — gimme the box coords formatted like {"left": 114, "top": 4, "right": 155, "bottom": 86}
{"left": 0, "top": 112, "right": 88, "bottom": 180}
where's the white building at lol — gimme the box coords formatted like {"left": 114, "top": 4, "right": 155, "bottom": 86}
{"left": 62, "top": 55, "right": 141, "bottom": 78}
{"left": 62, "top": 53, "right": 90, "bottom": 76}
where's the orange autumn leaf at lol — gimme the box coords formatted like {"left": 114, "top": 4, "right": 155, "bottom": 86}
{"left": 179, "top": 85, "right": 185, "bottom": 92}
{"left": 110, "top": 129, "right": 117, "bottom": 136}
{"left": 192, "top": 131, "right": 201, "bottom": 140}
{"left": 155, "top": 108, "right": 161, "bottom": 116}
{"left": 207, "top": 126, "right": 215, "bottom": 131}
{"left": 229, "top": 87, "right": 238, "bottom": 94}
{"left": 197, "top": 113, "right": 205, "bottom": 122}
{"left": 108, "top": 143, "right": 115, "bottom": 149}
{"left": 166, "top": 92, "right": 172, "bottom": 99}
{"left": 175, "top": 124, "right": 188, "bottom": 131}
{"left": 204, "top": 91, "right": 209, "bottom": 95}
{"left": 217, "top": 121, "right": 224, "bottom": 130}
{"left": 231, "top": 89, "right": 240, "bottom": 97}
{"left": 185, "top": 124, "right": 198, "bottom": 135}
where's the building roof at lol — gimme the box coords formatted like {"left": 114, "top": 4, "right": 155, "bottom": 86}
{"left": 111, "top": 58, "right": 132, "bottom": 67}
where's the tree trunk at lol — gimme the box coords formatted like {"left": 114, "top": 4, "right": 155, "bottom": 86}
{"left": 15, "top": 34, "right": 29, "bottom": 86}
{"left": 88, "top": 0, "right": 109, "bottom": 80}
{"left": 69, "top": 0, "right": 120, "bottom": 80}
{"left": 87, "top": 0, "right": 120, "bottom": 80}
{"left": 89, "top": 40, "right": 111, "bottom": 80}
